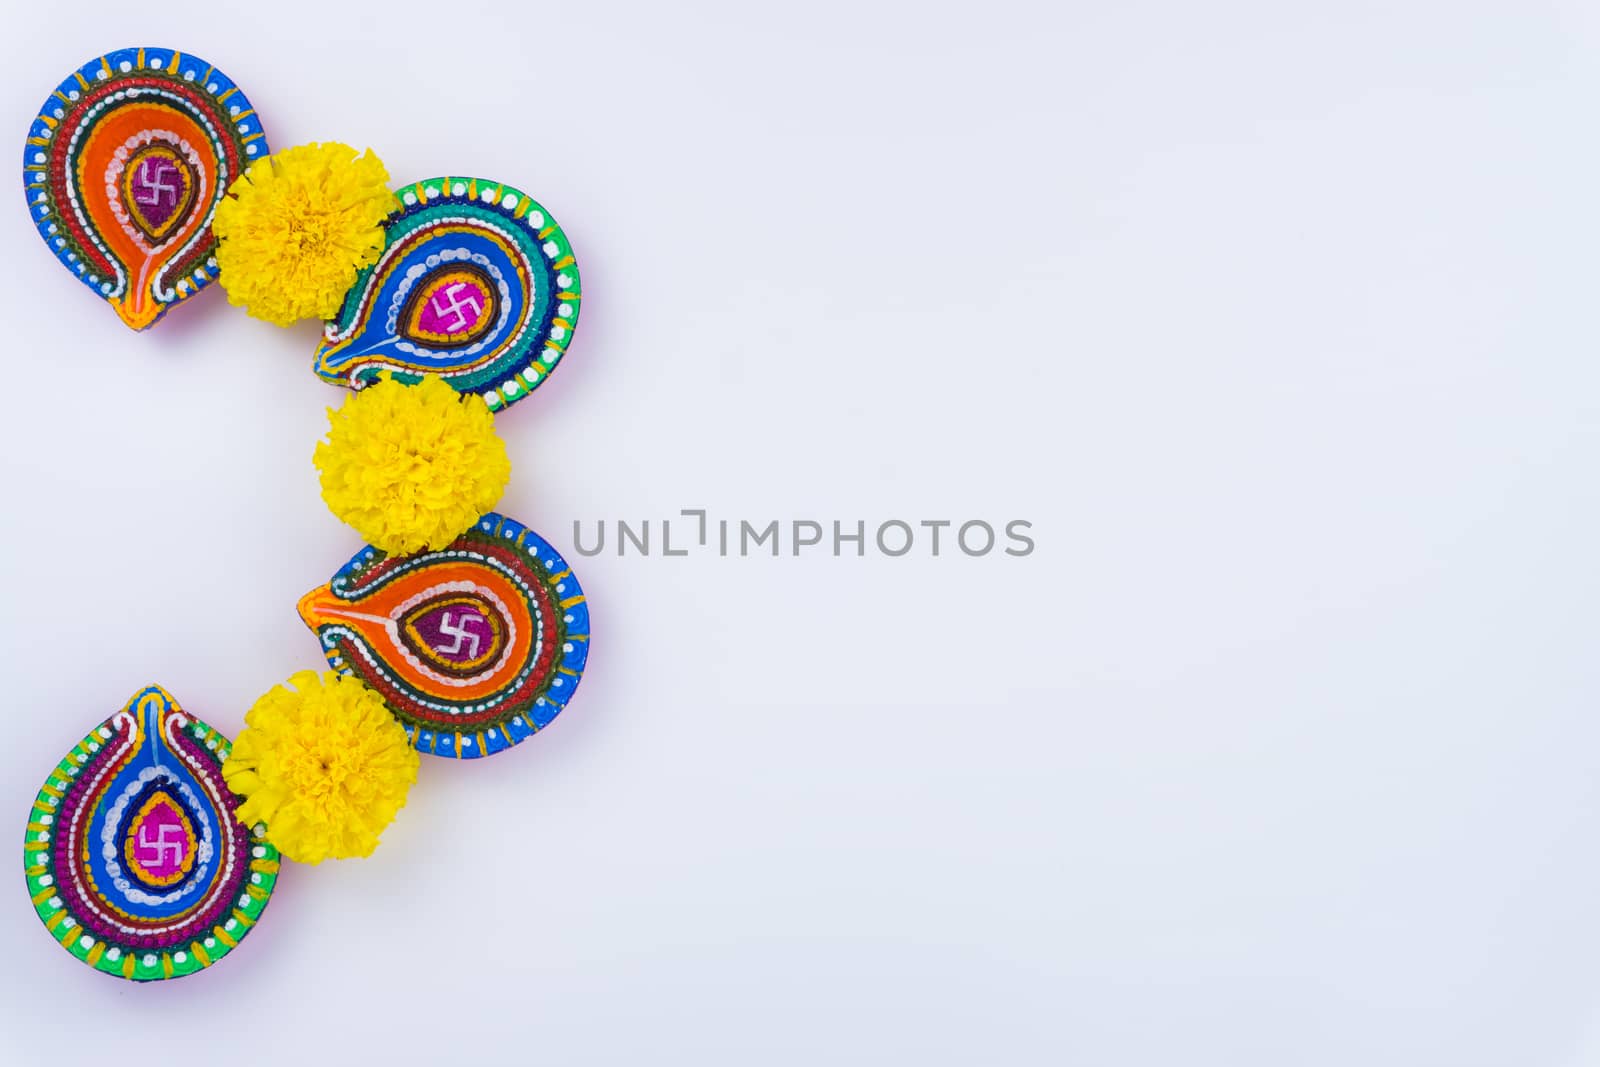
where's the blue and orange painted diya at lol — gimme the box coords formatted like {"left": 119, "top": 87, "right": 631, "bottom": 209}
{"left": 23, "top": 687, "right": 278, "bottom": 981}
{"left": 22, "top": 47, "right": 268, "bottom": 330}
{"left": 313, "top": 176, "right": 581, "bottom": 412}
{"left": 299, "top": 513, "right": 589, "bottom": 759}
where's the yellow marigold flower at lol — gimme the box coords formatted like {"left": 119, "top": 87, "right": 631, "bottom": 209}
{"left": 213, "top": 142, "right": 397, "bottom": 326}
{"left": 314, "top": 374, "right": 510, "bottom": 555}
{"left": 223, "top": 671, "right": 419, "bottom": 865}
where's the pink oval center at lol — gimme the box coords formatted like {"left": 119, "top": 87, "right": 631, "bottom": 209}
{"left": 416, "top": 276, "right": 492, "bottom": 338}
{"left": 127, "top": 792, "right": 193, "bottom": 883}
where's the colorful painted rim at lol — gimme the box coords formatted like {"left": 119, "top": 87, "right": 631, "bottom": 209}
{"left": 313, "top": 176, "right": 581, "bottom": 412}
{"left": 305, "top": 513, "right": 590, "bottom": 759}
{"left": 23, "top": 687, "right": 279, "bottom": 981}
{"left": 22, "top": 46, "right": 268, "bottom": 326}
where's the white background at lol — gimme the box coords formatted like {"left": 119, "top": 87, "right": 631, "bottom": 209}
{"left": 0, "top": 2, "right": 1595, "bottom": 1064}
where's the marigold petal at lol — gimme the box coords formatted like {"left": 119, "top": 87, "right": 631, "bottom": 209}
{"left": 314, "top": 374, "right": 510, "bottom": 554}
{"left": 214, "top": 142, "right": 398, "bottom": 327}
{"left": 221, "top": 671, "right": 418, "bottom": 865}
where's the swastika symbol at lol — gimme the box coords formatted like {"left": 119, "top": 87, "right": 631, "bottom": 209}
{"left": 429, "top": 282, "right": 484, "bottom": 333}
{"left": 135, "top": 160, "right": 179, "bottom": 206}
{"left": 435, "top": 611, "right": 485, "bottom": 658}
{"left": 137, "top": 823, "right": 185, "bottom": 868}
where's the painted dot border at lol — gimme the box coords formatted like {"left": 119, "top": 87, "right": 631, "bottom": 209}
{"left": 395, "top": 176, "right": 582, "bottom": 413}
{"left": 314, "top": 512, "right": 591, "bottom": 760}
{"left": 21, "top": 46, "right": 267, "bottom": 307}
{"left": 23, "top": 712, "right": 280, "bottom": 981}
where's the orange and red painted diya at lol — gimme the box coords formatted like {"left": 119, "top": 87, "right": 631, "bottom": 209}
{"left": 22, "top": 47, "right": 268, "bottom": 330}
{"left": 300, "top": 513, "right": 591, "bottom": 759}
